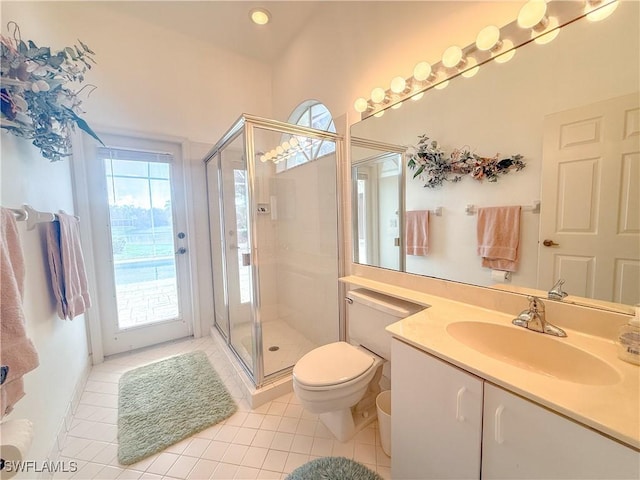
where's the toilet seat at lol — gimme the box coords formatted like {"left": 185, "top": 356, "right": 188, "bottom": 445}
{"left": 293, "top": 342, "right": 375, "bottom": 388}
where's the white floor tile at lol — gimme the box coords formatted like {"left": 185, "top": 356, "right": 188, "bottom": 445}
{"left": 240, "top": 446, "right": 268, "bottom": 469}
{"left": 261, "top": 450, "right": 287, "bottom": 473}
{"left": 59, "top": 336, "right": 390, "bottom": 479}
{"left": 147, "top": 453, "right": 179, "bottom": 476}
{"left": 210, "top": 462, "right": 238, "bottom": 479}
{"left": 186, "top": 458, "right": 217, "bottom": 480}
{"left": 165, "top": 455, "right": 198, "bottom": 479}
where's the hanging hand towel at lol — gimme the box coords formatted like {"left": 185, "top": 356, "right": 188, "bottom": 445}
{"left": 46, "top": 212, "right": 91, "bottom": 320}
{"left": 0, "top": 208, "right": 39, "bottom": 417}
{"left": 406, "top": 210, "right": 430, "bottom": 256}
{"left": 476, "top": 206, "right": 522, "bottom": 272}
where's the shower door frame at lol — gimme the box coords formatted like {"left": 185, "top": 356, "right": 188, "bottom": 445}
{"left": 205, "top": 114, "right": 346, "bottom": 388}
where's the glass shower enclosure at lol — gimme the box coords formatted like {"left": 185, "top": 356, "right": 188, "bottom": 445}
{"left": 205, "top": 114, "right": 343, "bottom": 387}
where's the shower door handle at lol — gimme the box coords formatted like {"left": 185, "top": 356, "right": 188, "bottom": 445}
{"left": 242, "top": 253, "right": 251, "bottom": 266}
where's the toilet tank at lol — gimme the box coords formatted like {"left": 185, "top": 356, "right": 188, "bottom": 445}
{"left": 346, "top": 289, "right": 423, "bottom": 359}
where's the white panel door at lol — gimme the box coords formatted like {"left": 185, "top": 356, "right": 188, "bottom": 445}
{"left": 482, "top": 383, "right": 640, "bottom": 479}
{"left": 392, "top": 339, "right": 483, "bottom": 480}
{"left": 86, "top": 133, "right": 193, "bottom": 356}
{"left": 539, "top": 92, "right": 640, "bottom": 304}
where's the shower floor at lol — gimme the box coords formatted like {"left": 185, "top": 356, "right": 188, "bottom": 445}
{"left": 234, "top": 319, "right": 318, "bottom": 377}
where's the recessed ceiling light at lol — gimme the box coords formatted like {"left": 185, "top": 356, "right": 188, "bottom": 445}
{"left": 250, "top": 8, "right": 271, "bottom": 26}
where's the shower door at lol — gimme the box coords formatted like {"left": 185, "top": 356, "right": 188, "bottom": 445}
{"left": 207, "top": 129, "right": 256, "bottom": 377}
{"left": 206, "top": 114, "right": 343, "bottom": 387}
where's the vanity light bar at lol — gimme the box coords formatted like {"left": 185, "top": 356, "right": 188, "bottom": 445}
{"left": 354, "top": 0, "right": 619, "bottom": 119}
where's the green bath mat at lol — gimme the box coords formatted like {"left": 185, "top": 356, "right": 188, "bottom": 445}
{"left": 117, "top": 350, "right": 237, "bottom": 465}
{"left": 286, "top": 456, "right": 383, "bottom": 480}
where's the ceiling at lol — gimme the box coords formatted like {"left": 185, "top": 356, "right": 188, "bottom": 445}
{"left": 102, "top": 1, "right": 323, "bottom": 63}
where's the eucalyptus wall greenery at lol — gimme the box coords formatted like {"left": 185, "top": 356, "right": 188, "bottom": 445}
{"left": 407, "top": 134, "right": 526, "bottom": 189}
{"left": 1, "top": 22, "right": 103, "bottom": 161}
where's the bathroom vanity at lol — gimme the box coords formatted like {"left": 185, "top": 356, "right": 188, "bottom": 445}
{"left": 392, "top": 339, "right": 638, "bottom": 479}
{"left": 340, "top": 275, "right": 640, "bottom": 479}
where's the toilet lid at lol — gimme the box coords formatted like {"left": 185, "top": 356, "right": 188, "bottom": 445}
{"left": 293, "top": 342, "right": 375, "bottom": 387}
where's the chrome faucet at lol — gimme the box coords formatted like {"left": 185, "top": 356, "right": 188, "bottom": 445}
{"left": 548, "top": 279, "right": 568, "bottom": 301}
{"left": 512, "top": 296, "right": 567, "bottom": 337}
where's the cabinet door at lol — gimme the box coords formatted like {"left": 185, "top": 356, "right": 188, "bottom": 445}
{"left": 392, "top": 339, "right": 483, "bottom": 480}
{"left": 482, "top": 383, "right": 640, "bottom": 479}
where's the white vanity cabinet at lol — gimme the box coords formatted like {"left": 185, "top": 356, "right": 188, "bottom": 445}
{"left": 482, "top": 383, "right": 640, "bottom": 479}
{"left": 392, "top": 338, "right": 640, "bottom": 480}
{"left": 391, "top": 338, "right": 483, "bottom": 479}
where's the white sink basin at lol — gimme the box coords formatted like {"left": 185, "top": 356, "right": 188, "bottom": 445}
{"left": 446, "top": 321, "right": 620, "bottom": 386}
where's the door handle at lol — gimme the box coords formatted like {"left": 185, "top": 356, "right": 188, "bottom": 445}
{"left": 543, "top": 239, "right": 559, "bottom": 247}
{"left": 175, "top": 247, "right": 187, "bottom": 255}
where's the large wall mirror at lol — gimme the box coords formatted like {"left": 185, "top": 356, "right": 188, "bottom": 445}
{"left": 350, "top": 1, "right": 640, "bottom": 312}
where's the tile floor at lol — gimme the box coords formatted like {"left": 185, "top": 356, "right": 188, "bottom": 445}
{"left": 53, "top": 336, "right": 391, "bottom": 480}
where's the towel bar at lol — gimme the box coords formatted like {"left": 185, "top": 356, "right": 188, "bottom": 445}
{"left": 466, "top": 201, "right": 540, "bottom": 215}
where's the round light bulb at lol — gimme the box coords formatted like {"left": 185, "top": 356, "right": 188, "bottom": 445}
{"left": 276, "top": 146, "right": 284, "bottom": 155}
{"left": 442, "top": 45, "right": 463, "bottom": 68}
{"left": 534, "top": 17, "right": 560, "bottom": 45}
{"left": 373, "top": 110, "right": 385, "bottom": 118}
{"left": 461, "top": 57, "right": 480, "bottom": 78}
{"left": 413, "top": 61, "right": 432, "bottom": 81}
{"left": 518, "top": 0, "right": 547, "bottom": 29}
{"left": 249, "top": 8, "right": 271, "bottom": 25}
{"left": 494, "top": 39, "right": 516, "bottom": 64}
{"left": 391, "top": 102, "right": 403, "bottom": 110}
{"left": 371, "top": 87, "right": 386, "bottom": 104}
{"left": 282, "top": 141, "right": 291, "bottom": 150}
{"left": 260, "top": 155, "right": 267, "bottom": 163}
{"left": 354, "top": 97, "right": 369, "bottom": 113}
{"left": 411, "top": 92, "right": 425, "bottom": 101}
{"left": 476, "top": 25, "right": 501, "bottom": 51}
{"left": 587, "top": 0, "right": 618, "bottom": 21}
{"left": 390, "top": 76, "right": 407, "bottom": 94}
{"left": 434, "top": 80, "right": 449, "bottom": 90}
{"left": 289, "top": 137, "right": 299, "bottom": 148}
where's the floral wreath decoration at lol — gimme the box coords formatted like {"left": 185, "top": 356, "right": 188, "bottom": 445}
{"left": 1, "top": 22, "right": 103, "bottom": 162}
{"left": 407, "top": 134, "right": 526, "bottom": 189}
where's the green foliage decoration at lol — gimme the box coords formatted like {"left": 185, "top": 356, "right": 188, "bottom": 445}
{"left": 1, "top": 22, "right": 103, "bottom": 161}
{"left": 407, "top": 134, "right": 526, "bottom": 188}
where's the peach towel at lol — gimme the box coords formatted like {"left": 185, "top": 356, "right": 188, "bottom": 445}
{"left": 0, "top": 208, "right": 39, "bottom": 417}
{"left": 406, "top": 210, "right": 429, "bottom": 256}
{"left": 477, "top": 206, "right": 522, "bottom": 272}
{"left": 46, "top": 212, "right": 91, "bottom": 320}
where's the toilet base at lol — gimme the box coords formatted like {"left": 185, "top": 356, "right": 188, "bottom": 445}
{"left": 317, "top": 364, "right": 383, "bottom": 442}
{"left": 319, "top": 401, "right": 378, "bottom": 442}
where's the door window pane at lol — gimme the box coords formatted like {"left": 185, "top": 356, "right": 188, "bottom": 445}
{"left": 104, "top": 157, "right": 180, "bottom": 329}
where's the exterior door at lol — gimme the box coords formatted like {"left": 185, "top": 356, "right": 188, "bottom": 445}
{"left": 87, "top": 133, "right": 192, "bottom": 356}
{"left": 539, "top": 93, "right": 640, "bottom": 304}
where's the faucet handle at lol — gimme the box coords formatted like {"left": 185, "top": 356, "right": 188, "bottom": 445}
{"left": 548, "top": 279, "right": 568, "bottom": 300}
{"left": 526, "top": 296, "right": 544, "bottom": 313}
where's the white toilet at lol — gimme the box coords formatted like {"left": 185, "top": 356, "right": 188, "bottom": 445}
{"left": 292, "top": 289, "right": 422, "bottom": 442}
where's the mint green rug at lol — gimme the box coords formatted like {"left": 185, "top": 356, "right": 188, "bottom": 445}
{"left": 117, "top": 350, "right": 237, "bottom": 465}
{"left": 286, "top": 457, "right": 383, "bottom": 480}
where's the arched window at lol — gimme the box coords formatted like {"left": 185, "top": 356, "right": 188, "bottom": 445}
{"left": 288, "top": 100, "right": 336, "bottom": 133}
{"left": 278, "top": 100, "right": 336, "bottom": 171}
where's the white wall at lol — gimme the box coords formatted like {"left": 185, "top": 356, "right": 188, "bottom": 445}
{"left": 0, "top": 136, "right": 90, "bottom": 466}
{"left": 271, "top": 2, "right": 521, "bottom": 122}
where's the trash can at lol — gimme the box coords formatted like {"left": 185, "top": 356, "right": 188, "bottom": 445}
{"left": 376, "top": 390, "right": 392, "bottom": 457}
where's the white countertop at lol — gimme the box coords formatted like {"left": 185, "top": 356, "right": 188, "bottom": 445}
{"left": 341, "top": 275, "right": 640, "bottom": 451}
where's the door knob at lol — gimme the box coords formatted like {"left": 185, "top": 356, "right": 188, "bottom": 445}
{"left": 543, "top": 239, "right": 559, "bottom": 247}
